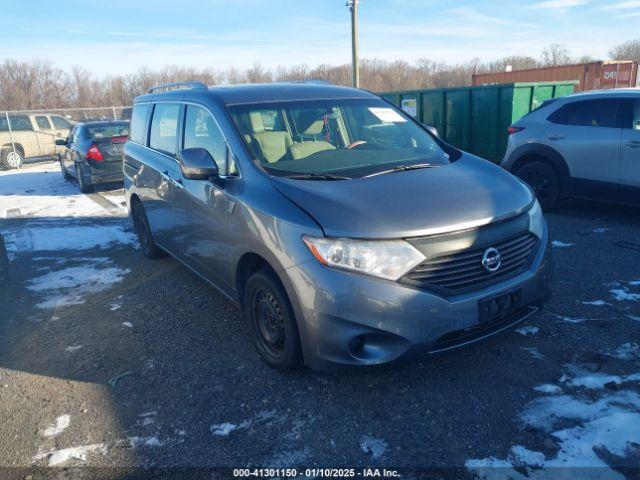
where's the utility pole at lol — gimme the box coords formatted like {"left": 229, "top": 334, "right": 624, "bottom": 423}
{"left": 347, "top": 0, "right": 360, "bottom": 88}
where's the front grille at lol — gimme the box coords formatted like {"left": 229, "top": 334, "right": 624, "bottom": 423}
{"left": 402, "top": 232, "right": 538, "bottom": 294}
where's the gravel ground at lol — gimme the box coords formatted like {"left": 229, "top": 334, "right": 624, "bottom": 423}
{"left": 0, "top": 163, "right": 639, "bottom": 478}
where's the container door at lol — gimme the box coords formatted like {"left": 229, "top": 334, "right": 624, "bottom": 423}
{"left": 619, "top": 98, "right": 640, "bottom": 189}
{"left": 545, "top": 98, "right": 622, "bottom": 185}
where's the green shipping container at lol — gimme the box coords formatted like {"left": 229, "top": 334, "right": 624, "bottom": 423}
{"left": 380, "top": 81, "right": 577, "bottom": 162}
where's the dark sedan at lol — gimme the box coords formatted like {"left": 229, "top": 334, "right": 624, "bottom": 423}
{"left": 57, "top": 121, "right": 129, "bottom": 193}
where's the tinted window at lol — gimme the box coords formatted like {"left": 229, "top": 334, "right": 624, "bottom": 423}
{"left": 149, "top": 103, "right": 179, "bottom": 155}
{"left": 184, "top": 105, "right": 235, "bottom": 175}
{"left": 548, "top": 99, "right": 618, "bottom": 128}
{"left": 51, "top": 116, "right": 71, "bottom": 129}
{"left": 35, "top": 115, "right": 52, "bottom": 129}
{"left": 616, "top": 99, "right": 640, "bottom": 130}
{"left": 130, "top": 104, "right": 150, "bottom": 145}
{"left": 87, "top": 122, "right": 129, "bottom": 139}
{"left": 0, "top": 115, "right": 34, "bottom": 131}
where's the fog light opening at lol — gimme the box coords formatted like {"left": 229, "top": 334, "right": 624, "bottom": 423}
{"left": 349, "top": 335, "right": 365, "bottom": 357}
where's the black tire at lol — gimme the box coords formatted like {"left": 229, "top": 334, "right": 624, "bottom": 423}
{"left": 60, "top": 158, "right": 71, "bottom": 180}
{"left": 132, "top": 201, "right": 167, "bottom": 259}
{"left": 75, "top": 162, "right": 93, "bottom": 193}
{"left": 514, "top": 160, "right": 560, "bottom": 210}
{"left": 1, "top": 148, "right": 23, "bottom": 170}
{"left": 244, "top": 269, "right": 302, "bottom": 371}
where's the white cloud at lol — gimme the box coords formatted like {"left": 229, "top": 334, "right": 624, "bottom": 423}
{"left": 607, "top": 0, "right": 640, "bottom": 8}
{"left": 529, "top": 0, "right": 588, "bottom": 9}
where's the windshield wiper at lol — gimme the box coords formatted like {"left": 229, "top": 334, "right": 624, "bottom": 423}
{"left": 364, "top": 163, "right": 435, "bottom": 178}
{"left": 285, "top": 173, "right": 350, "bottom": 181}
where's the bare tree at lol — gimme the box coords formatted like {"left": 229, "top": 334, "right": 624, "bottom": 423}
{"left": 609, "top": 39, "right": 640, "bottom": 63}
{"left": 540, "top": 43, "right": 573, "bottom": 66}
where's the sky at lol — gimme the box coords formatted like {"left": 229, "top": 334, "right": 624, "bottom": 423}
{"left": 1, "top": 0, "right": 639, "bottom": 76}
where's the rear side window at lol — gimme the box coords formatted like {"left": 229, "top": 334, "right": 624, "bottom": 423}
{"left": 149, "top": 103, "right": 180, "bottom": 155}
{"left": 35, "top": 115, "right": 52, "bottom": 129}
{"left": 548, "top": 99, "right": 618, "bottom": 128}
{"left": 130, "top": 104, "right": 150, "bottom": 145}
{"left": 0, "top": 115, "right": 34, "bottom": 131}
{"left": 51, "top": 116, "right": 71, "bottom": 129}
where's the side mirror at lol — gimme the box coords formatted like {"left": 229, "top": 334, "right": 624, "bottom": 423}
{"left": 178, "top": 147, "right": 219, "bottom": 180}
{"left": 55, "top": 138, "right": 67, "bottom": 146}
{"left": 422, "top": 123, "right": 439, "bottom": 137}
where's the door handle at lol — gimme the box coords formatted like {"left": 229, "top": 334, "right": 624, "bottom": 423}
{"left": 547, "top": 134, "right": 564, "bottom": 140}
{"left": 624, "top": 140, "right": 640, "bottom": 148}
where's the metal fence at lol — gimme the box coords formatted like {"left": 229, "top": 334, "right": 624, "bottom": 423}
{"left": 0, "top": 107, "right": 131, "bottom": 170}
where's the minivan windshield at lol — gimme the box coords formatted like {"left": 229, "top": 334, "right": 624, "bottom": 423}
{"left": 228, "top": 98, "right": 451, "bottom": 179}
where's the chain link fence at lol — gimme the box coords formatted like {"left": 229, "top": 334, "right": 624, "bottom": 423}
{"left": 0, "top": 107, "right": 132, "bottom": 170}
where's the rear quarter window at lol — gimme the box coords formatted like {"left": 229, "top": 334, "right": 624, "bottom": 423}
{"left": 130, "top": 104, "right": 150, "bottom": 145}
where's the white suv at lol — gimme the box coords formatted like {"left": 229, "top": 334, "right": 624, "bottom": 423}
{"left": 502, "top": 89, "right": 640, "bottom": 209}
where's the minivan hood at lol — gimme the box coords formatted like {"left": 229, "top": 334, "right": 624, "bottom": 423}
{"left": 271, "top": 155, "right": 533, "bottom": 239}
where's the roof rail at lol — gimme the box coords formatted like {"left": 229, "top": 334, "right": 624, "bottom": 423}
{"left": 148, "top": 81, "right": 208, "bottom": 94}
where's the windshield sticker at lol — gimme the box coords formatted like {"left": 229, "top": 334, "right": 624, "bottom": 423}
{"left": 368, "top": 107, "right": 407, "bottom": 123}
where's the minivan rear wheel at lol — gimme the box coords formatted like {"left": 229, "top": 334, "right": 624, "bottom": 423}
{"left": 132, "top": 201, "right": 167, "bottom": 259}
{"left": 244, "top": 269, "right": 302, "bottom": 371}
{"left": 514, "top": 161, "right": 560, "bottom": 210}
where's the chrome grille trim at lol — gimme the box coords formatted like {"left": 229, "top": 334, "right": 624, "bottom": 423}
{"left": 402, "top": 232, "right": 538, "bottom": 294}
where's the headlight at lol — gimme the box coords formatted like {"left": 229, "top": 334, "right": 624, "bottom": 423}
{"left": 302, "top": 236, "right": 426, "bottom": 281}
{"left": 528, "top": 199, "right": 545, "bottom": 239}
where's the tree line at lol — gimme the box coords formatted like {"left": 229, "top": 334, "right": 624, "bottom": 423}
{"left": 1, "top": 41, "right": 639, "bottom": 111}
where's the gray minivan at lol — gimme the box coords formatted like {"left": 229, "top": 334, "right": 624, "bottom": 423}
{"left": 123, "top": 81, "right": 553, "bottom": 371}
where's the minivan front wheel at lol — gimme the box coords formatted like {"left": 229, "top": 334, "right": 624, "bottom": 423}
{"left": 132, "top": 201, "right": 167, "bottom": 259}
{"left": 244, "top": 270, "right": 302, "bottom": 371}
{"left": 515, "top": 161, "right": 560, "bottom": 210}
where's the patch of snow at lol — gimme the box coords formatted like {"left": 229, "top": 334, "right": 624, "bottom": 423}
{"left": 33, "top": 443, "right": 106, "bottom": 466}
{"left": 628, "top": 315, "right": 640, "bottom": 323}
{"left": 5, "top": 225, "right": 135, "bottom": 254}
{"left": 534, "top": 384, "right": 562, "bottom": 394}
{"left": 521, "top": 347, "right": 544, "bottom": 359}
{"left": 468, "top": 375, "right": 640, "bottom": 479}
{"left": 128, "top": 436, "right": 162, "bottom": 448}
{"left": 110, "top": 303, "right": 121, "bottom": 311}
{"left": 0, "top": 164, "right": 125, "bottom": 219}
{"left": 581, "top": 300, "right": 610, "bottom": 306}
{"left": 122, "top": 322, "right": 133, "bottom": 328}
{"left": 606, "top": 343, "right": 639, "bottom": 361}
{"left": 592, "top": 227, "right": 610, "bottom": 234}
{"left": 552, "top": 240, "right": 573, "bottom": 248}
{"left": 26, "top": 259, "right": 129, "bottom": 310}
{"left": 515, "top": 326, "right": 539, "bottom": 336}
{"left": 610, "top": 287, "right": 640, "bottom": 302}
{"left": 211, "top": 422, "right": 239, "bottom": 436}
{"left": 65, "top": 345, "right": 82, "bottom": 352}
{"left": 509, "top": 445, "right": 546, "bottom": 468}
{"left": 553, "top": 314, "right": 589, "bottom": 324}
{"left": 360, "top": 435, "right": 387, "bottom": 460}
{"left": 42, "top": 415, "right": 70, "bottom": 437}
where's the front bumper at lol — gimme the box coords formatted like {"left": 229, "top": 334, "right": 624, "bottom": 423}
{"left": 285, "top": 227, "right": 552, "bottom": 371}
